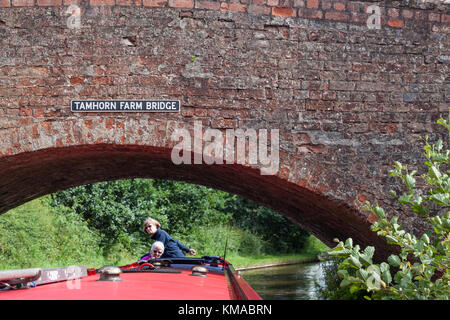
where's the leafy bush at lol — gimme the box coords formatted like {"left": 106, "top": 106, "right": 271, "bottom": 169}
{"left": 327, "top": 116, "right": 450, "bottom": 300}
{"left": 317, "top": 257, "right": 368, "bottom": 300}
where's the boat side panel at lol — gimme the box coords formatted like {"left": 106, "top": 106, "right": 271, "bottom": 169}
{"left": 224, "top": 266, "right": 262, "bottom": 300}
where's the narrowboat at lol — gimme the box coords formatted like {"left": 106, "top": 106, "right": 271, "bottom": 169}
{"left": 0, "top": 256, "right": 261, "bottom": 300}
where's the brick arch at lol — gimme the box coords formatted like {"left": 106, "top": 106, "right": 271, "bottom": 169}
{"left": 0, "top": 141, "right": 392, "bottom": 262}
{"left": 0, "top": 0, "right": 448, "bottom": 261}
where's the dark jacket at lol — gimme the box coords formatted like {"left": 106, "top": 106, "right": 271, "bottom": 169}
{"left": 151, "top": 228, "right": 190, "bottom": 258}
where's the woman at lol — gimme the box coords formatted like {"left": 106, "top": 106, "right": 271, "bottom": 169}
{"left": 142, "top": 217, "right": 196, "bottom": 258}
{"left": 139, "top": 241, "right": 165, "bottom": 261}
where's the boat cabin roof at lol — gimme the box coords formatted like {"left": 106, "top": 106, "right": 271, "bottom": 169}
{"left": 0, "top": 256, "right": 259, "bottom": 300}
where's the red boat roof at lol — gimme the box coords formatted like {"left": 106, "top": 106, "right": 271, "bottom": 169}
{"left": 0, "top": 257, "right": 261, "bottom": 300}
{"left": 1, "top": 270, "right": 231, "bottom": 300}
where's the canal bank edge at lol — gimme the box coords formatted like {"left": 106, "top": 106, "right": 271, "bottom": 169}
{"left": 234, "top": 256, "right": 320, "bottom": 271}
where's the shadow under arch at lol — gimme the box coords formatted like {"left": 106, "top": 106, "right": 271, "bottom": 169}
{"left": 0, "top": 144, "right": 392, "bottom": 262}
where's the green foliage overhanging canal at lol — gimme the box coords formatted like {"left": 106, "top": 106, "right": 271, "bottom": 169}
{"left": 0, "top": 179, "right": 327, "bottom": 270}
{"left": 322, "top": 115, "right": 450, "bottom": 300}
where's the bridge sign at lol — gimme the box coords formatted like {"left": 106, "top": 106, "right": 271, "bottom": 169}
{"left": 71, "top": 100, "right": 180, "bottom": 112}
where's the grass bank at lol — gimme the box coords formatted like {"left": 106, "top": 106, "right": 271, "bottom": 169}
{"left": 0, "top": 198, "right": 135, "bottom": 269}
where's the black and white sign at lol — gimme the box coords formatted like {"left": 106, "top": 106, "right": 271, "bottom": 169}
{"left": 71, "top": 100, "right": 180, "bottom": 112}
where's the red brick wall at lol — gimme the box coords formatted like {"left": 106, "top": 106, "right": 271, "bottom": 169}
{"left": 0, "top": 0, "right": 448, "bottom": 25}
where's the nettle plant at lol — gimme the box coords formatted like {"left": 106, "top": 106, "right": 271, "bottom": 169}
{"left": 328, "top": 116, "right": 450, "bottom": 300}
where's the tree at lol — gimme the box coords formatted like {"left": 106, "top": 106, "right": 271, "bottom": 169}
{"left": 226, "top": 196, "right": 310, "bottom": 253}
{"left": 50, "top": 179, "right": 160, "bottom": 251}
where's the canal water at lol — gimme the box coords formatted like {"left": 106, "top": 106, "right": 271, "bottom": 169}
{"left": 240, "top": 262, "right": 326, "bottom": 300}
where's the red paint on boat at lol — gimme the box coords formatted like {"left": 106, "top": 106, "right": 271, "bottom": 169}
{"left": 0, "top": 258, "right": 261, "bottom": 300}
{"left": 1, "top": 270, "right": 231, "bottom": 300}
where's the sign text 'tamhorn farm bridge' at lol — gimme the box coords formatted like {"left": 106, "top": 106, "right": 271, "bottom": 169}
{"left": 0, "top": 0, "right": 449, "bottom": 261}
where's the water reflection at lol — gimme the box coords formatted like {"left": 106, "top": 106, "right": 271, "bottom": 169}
{"left": 240, "top": 262, "right": 325, "bottom": 300}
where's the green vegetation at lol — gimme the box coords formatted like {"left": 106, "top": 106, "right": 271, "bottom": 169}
{"left": 47, "top": 179, "right": 313, "bottom": 259}
{"left": 325, "top": 116, "right": 450, "bottom": 300}
{"left": 0, "top": 180, "right": 326, "bottom": 270}
{"left": 0, "top": 198, "right": 114, "bottom": 269}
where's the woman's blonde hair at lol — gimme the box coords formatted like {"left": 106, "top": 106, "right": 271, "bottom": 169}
{"left": 143, "top": 217, "right": 161, "bottom": 233}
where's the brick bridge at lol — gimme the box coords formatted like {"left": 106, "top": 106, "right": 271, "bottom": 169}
{"left": 0, "top": 0, "right": 448, "bottom": 261}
